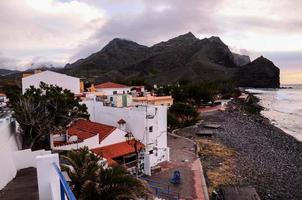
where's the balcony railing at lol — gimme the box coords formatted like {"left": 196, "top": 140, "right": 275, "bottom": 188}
{"left": 52, "top": 162, "right": 76, "bottom": 200}
{"left": 140, "top": 177, "right": 180, "bottom": 200}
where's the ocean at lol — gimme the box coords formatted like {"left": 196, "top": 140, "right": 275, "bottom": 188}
{"left": 246, "top": 85, "right": 302, "bottom": 142}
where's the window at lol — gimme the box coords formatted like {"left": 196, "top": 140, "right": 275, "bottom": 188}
{"left": 149, "top": 150, "right": 153, "bottom": 154}
{"left": 113, "top": 91, "right": 117, "bottom": 94}
{"left": 110, "top": 97, "right": 113, "bottom": 101}
{"left": 149, "top": 126, "right": 153, "bottom": 132}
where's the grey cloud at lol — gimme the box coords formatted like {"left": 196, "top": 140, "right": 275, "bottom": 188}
{"left": 70, "top": 0, "right": 223, "bottom": 61}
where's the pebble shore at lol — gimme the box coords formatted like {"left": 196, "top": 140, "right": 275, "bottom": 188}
{"left": 178, "top": 101, "right": 302, "bottom": 200}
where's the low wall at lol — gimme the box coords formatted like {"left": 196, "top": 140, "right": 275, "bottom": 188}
{"left": 13, "top": 149, "right": 51, "bottom": 170}
{"left": 0, "top": 117, "right": 51, "bottom": 190}
{"left": 0, "top": 118, "right": 19, "bottom": 190}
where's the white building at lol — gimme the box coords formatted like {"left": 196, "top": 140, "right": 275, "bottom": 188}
{"left": 83, "top": 99, "right": 170, "bottom": 175}
{"left": 51, "top": 119, "right": 146, "bottom": 174}
{"left": 92, "top": 82, "right": 131, "bottom": 95}
{"left": 0, "top": 93, "right": 8, "bottom": 107}
{"left": 51, "top": 119, "right": 128, "bottom": 151}
{"left": 22, "top": 70, "right": 82, "bottom": 94}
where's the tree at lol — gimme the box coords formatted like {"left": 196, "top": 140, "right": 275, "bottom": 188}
{"left": 168, "top": 102, "right": 199, "bottom": 128}
{"left": 11, "top": 82, "right": 89, "bottom": 149}
{"left": 61, "top": 147, "right": 152, "bottom": 200}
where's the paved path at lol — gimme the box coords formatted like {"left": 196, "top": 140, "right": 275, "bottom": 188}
{"left": 148, "top": 134, "right": 206, "bottom": 200}
{"left": 0, "top": 167, "right": 38, "bottom": 200}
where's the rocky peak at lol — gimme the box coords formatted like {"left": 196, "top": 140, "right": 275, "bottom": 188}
{"left": 152, "top": 32, "right": 198, "bottom": 50}
{"left": 235, "top": 56, "right": 280, "bottom": 88}
{"left": 208, "top": 36, "right": 223, "bottom": 43}
{"left": 101, "top": 38, "right": 147, "bottom": 53}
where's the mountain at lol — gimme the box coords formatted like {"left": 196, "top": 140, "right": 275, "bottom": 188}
{"left": 235, "top": 56, "right": 280, "bottom": 88}
{"left": 0, "top": 69, "right": 19, "bottom": 76}
{"left": 65, "top": 32, "right": 280, "bottom": 88}
{"left": 65, "top": 38, "right": 149, "bottom": 71}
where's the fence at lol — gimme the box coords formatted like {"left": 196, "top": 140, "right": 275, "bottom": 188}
{"left": 140, "top": 177, "right": 180, "bottom": 200}
{"left": 52, "top": 162, "right": 76, "bottom": 200}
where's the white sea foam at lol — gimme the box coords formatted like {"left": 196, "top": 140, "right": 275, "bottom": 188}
{"left": 246, "top": 85, "right": 302, "bottom": 141}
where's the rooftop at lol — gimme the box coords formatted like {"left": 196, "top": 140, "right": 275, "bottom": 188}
{"left": 94, "top": 82, "right": 130, "bottom": 89}
{"left": 92, "top": 140, "right": 144, "bottom": 165}
{"left": 68, "top": 119, "right": 116, "bottom": 143}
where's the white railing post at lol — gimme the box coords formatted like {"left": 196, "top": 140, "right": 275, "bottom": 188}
{"left": 36, "top": 154, "right": 60, "bottom": 200}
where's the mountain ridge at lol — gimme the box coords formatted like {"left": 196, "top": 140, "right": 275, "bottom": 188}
{"left": 63, "top": 32, "right": 278, "bottom": 88}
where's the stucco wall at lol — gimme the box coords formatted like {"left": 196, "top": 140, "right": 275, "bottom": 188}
{"left": 84, "top": 101, "right": 147, "bottom": 144}
{"left": 100, "top": 128, "right": 127, "bottom": 147}
{"left": 83, "top": 101, "right": 170, "bottom": 169}
{"left": 96, "top": 88, "right": 131, "bottom": 95}
{"left": 0, "top": 119, "right": 18, "bottom": 190}
{"left": 22, "top": 71, "right": 80, "bottom": 94}
{"left": 0, "top": 118, "right": 51, "bottom": 190}
{"left": 53, "top": 128, "right": 127, "bottom": 151}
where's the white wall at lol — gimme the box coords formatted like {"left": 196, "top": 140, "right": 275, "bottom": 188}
{"left": 0, "top": 118, "right": 19, "bottom": 190}
{"left": 13, "top": 149, "right": 51, "bottom": 170}
{"left": 99, "top": 128, "right": 127, "bottom": 147}
{"left": 22, "top": 71, "right": 80, "bottom": 94}
{"left": 0, "top": 118, "right": 51, "bottom": 190}
{"left": 83, "top": 100, "right": 170, "bottom": 171}
{"left": 36, "top": 154, "right": 60, "bottom": 200}
{"left": 84, "top": 100, "right": 147, "bottom": 144}
{"left": 53, "top": 128, "right": 127, "bottom": 151}
{"left": 53, "top": 134, "right": 99, "bottom": 151}
{"left": 96, "top": 87, "right": 131, "bottom": 95}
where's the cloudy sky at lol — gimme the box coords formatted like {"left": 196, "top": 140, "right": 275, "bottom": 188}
{"left": 0, "top": 0, "right": 301, "bottom": 84}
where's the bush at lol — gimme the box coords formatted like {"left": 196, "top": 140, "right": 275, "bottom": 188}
{"left": 168, "top": 102, "right": 199, "bottom": 129}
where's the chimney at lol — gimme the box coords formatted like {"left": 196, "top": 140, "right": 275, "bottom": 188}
{"left": 117, "top": 119, "right": 126, "bottom": 131}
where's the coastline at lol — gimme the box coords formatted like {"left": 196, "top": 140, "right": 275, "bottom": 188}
{"left": 245, "top": 87, "right": 302, "bottom": 141}
{"left": 175, "top": 98, "right": 302, "bottom": 200}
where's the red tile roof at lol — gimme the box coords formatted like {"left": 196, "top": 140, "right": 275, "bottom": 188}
{"left": 94, "top": 82, "right": 129, "bottom": 89}
{"left": 92, "top": 140, "right": 145, "bottom": 166}
{"left": 68, "top": 119, "right": 116, "bottom": 143}
{"left": 0, "top": 93, "right": 6, "bottom": 97}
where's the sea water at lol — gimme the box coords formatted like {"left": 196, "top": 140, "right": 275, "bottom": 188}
{"left": 247, "top": 85, "right": 302, "bottom": 141}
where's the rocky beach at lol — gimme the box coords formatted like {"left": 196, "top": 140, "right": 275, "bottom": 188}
{"left": 176, "top": 99, "right": 302, "bottom": 200}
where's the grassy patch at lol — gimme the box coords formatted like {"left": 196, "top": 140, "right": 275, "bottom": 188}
{"left": 198, "top": 139, "right": 238, "bottom": 196}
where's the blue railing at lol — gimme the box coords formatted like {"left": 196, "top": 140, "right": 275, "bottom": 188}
{"left": 140, "top": 177, "right": 180, "bottom": 200}
{"left": 52, "top": 162, "right": 76, "bottom": 200}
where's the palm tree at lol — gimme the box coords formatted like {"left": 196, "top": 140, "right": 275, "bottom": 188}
{"left": 61, "top": 147, "right": 152, "bottom": 200}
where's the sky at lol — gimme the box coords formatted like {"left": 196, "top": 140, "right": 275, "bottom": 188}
{"left": 0, "top": 0, "right": 301, "bottom": 84}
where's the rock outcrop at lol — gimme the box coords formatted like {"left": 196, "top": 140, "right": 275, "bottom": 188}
{"left": 235, "top": 56, "right": 280, "bottom": 88}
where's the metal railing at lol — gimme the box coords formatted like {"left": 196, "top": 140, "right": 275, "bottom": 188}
{"left": 52, "top": 162, "right": 76, "bottom": 200}
{"left": 140, "top": 177, "right": 180, "bottom": 200}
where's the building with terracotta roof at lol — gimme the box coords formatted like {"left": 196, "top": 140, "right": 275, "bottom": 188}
{"left": 91, "top": 82, "right": 131, "bottom": 95}
{"left": 51, "top": 119, "right": 128, "bottom": 151}
{"left": 92, "top": 140, "right": 145, "bottom": 173}
{"left": 83, "top": 99, "right": 170, "bottom": 175}
{"left": 86, "top": 82, "right": 133, "bottom": 107}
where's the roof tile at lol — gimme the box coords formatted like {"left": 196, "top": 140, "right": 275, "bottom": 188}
{"left": 94, "top": 82, "right": 129, "bottom": 89}
{"left": 68, "top": 119, "right": 116, "bottom": 143}
{"left": 92, "top": 140, "right": 144, "bottom": 166}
